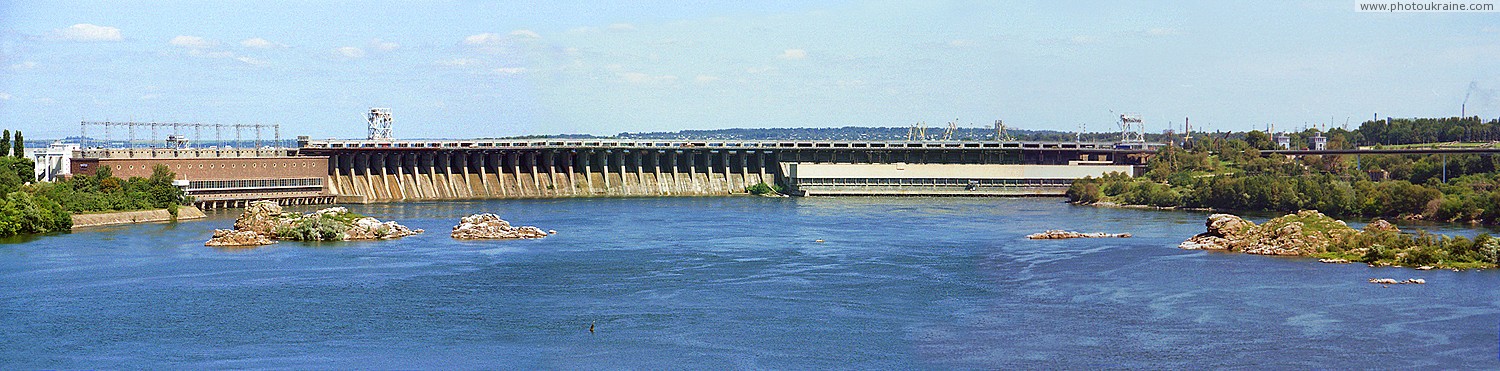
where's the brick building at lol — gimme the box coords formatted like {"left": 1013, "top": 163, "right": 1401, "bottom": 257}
{"left": 70, "top": 151, "right": 333, "bottom": 209}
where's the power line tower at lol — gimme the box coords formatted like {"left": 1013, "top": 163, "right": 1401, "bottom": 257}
{"left": 367, "top": 108, "right": 394, "bottom": 140}
{"left": 994, "top": 119, "right": 1014, "bottom": 141}
{"left": 1118, "top": 113, "right": 1145, "bottom": 143}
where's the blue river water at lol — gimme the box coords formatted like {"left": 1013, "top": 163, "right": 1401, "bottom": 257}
{"left": 1, "top": 197, "right": 1497, "bottom": 369}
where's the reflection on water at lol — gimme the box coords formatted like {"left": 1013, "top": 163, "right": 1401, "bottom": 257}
{"left": 1, "top": 197, "right": 1496, "bottom": 368}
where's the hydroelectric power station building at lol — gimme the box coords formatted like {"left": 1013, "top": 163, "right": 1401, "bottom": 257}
{"left": 297, "top": 137, "right": 1148, "bottom": 201}
{"left": 65, "top": 114, "right": 1156, "bottom": 208}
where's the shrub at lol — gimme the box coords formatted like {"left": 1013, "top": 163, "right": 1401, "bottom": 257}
{"left": 746, "top": 182, "right": 783, "bottom": 195}
{"left": 1066, "top": 181, "right": 1101, "bottom": 204}
{"left": 273, "top": 214, "right": 350, "bottom": 241}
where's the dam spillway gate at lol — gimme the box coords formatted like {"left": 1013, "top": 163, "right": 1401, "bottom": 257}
{"left": 297, "top": 139, "right": 1150, "bottom": 202}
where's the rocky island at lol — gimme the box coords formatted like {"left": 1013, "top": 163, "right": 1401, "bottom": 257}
{"left": 451, "top": 213, "right": 553, "bottom": 240}
{"left": 205, "top": 201, "right": 422, "bottom": 247}
{"left": 1179, "top": 210, "right": 1497, "bottom": 270}
{"left": 1026, "top": 230, "right": 1132, "bottom": 239}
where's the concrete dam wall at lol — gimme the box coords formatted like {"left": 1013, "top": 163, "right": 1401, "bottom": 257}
{"left": 316, "top": 148, "right": 782, "bottom": 203}
{"left": 330, "top": 171, "right": 774, "bottom": 202}
{"left": 298, "top": 138, "right": 1151, "bottom": 202}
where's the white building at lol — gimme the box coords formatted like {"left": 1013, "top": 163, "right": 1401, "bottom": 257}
{"left": 27, "top": 141, "right": 80, "bottom": 182}
{"left": 1309, "top": 133, "right": 1328, "bottom": 151}
{"left": 1274, "top": 132, "right": 1291, "bottom": 149}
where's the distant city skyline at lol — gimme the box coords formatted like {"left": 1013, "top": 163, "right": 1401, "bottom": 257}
{"left": 0, "top": 1, "right": 1497, "bottom": 140}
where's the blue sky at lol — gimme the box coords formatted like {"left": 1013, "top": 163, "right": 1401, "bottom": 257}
{"left": 0, "top": 1, "right": 1497, "bottom": 140}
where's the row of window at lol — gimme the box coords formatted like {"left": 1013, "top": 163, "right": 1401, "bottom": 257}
{"left": 795, "top": 178, "right": 1072, "bottom": 186}
{"left": 101, "top": 162, "right": 317, "bottom": 172}
{"left": 187, "top": 178, "right": 323, "bottom": 190}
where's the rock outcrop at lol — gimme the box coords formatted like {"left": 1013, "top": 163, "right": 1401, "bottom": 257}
{"left": 1368, "top": 278, "right": 1425, "bottom": 285}
{"left": 451, "top": 213, "right": 551, "bottom": 240}
{"left": 344, "top": 217, "right": 423, "bottom": 240}
{"left": 1363, "top": 219, "right": 1400, "bottom": 233}
{"left": 205, "top": 200, "right": 421, "bottom": 246}
{"left": 204, "top": 229, "right": 276, "bottom": 247}
{"left": 1179, "top": 210, "right": 1357, "bottom": 256}
{"left": 233, "top": 200, "right": 287, "bottom": 235}
{"left": 1026, "top": 230, "right": 1132, "bottom": 239}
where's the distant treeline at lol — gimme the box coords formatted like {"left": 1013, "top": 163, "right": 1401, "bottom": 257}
{"left": 1355, "top": 117, "right": 1500, "bottom": 145}
{"left": 615, "top": 126, "right": 1094, "bottom": 141}
{"left": 597, "top": 117, "right": 1499, "bottom": 146}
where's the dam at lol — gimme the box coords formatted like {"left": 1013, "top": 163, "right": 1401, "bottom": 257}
{"left": 296, "top": 138, "right": 1151, "bottom": 202}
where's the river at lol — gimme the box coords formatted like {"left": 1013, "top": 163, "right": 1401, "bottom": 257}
{"left": 1, "top": 197, "right": 1496, "bottom": 368}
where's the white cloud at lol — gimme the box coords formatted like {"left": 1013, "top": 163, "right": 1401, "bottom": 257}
{"left": 241, "top": 37, "right": 280, "bottom": 48}
{"left": 608, "top": 23, "right": 636, "bottom": 31}
{"left": 336, "top": 46, "right": 366, "bottom": 58}
{"left": 0, "top": 93, "right": 11, "bottom": 100}
{"left": 170, "top": 35, "right": 215, "bottom": 48}
{"left": 11, "top": 61, "right": 36, "bottom": 70}
{"left": 235, "top": 56, "right": 268, "bottom": 66}
{"left": 746, "top": 66, "right": 774, "bottom": 74}
{"left": 371, "top": 39, "right": 400, "bottom": 51}
{"left": 779, "top": 49, "right": 807, "bottom": 60}
{"left": 509, "top": 29, "right": 541, "bottom": 39}
{"left": 55, "top": 23, "right": 122, "bottom": 42}
{"left": 1068, "top": 35, "right": 1096, "bottom": 44}
{"left": 695, "top": 75, "right": 720, "bottom": 84}
{"left": 620, "top": 72, "right": 677, "bottom": 84}
{"left": 493, "top": 67, "right": 527, "bottom": 75}
{"left": 437, "top": 58, "right": 480, "bottom": 66}
{"left": 464, "top": 33, "right": 504, "bottom": 45}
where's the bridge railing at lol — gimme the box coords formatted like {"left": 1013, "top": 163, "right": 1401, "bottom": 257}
{"left": 301, "top": 139, "right": 1122, "bottom": 150}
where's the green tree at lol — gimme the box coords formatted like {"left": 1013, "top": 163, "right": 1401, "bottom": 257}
{"left": 0, "top": 130, "right": 9, "bottom": 157}
{"left": 146, "top": 164, "right": 184, "bottom": 208}
{"left": 11, "top": 130, "right": 21, "bottom": 159}
{"left": 1244, "top": 130, "right": 1278, "bottom": 150}
{"left": 0, "top": 161, "right": 19, "bottom": 195}
{"left": 1066, "top": 179, "right": 1102, "bottom": 204}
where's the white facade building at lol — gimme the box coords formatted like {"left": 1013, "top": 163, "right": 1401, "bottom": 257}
{"left": 27, "top": 141, "right": 80, "bottom": 182}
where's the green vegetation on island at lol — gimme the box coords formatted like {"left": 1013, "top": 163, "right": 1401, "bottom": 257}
{"left": 1181, "top": 210, "right": 1497, "bottom": 269}
{"left": 272, "top": 210, "right": 364, "bottom": 241}
{"left": 206, "top": 201, "right": 421, "bottom": 246}
{"left": 1070, "top": 117, "right": 1500, "bottom": 268}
